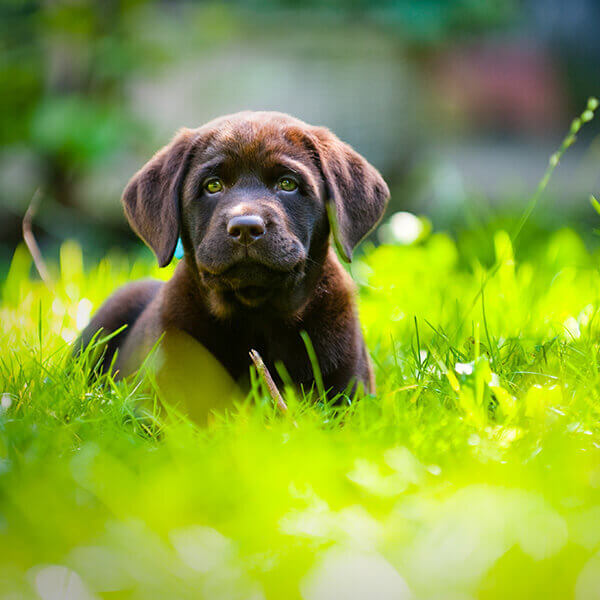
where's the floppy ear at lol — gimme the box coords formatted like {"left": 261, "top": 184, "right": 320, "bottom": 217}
{"left": 122, "top": 129, "right": 196, "bottom": 267}
{"left": 310, "top": 127, "right": 390, "bottom": 262}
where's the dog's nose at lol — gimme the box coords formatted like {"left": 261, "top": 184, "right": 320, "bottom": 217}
{"left": 227, "top": 215, "right": 266, "bottom": 244}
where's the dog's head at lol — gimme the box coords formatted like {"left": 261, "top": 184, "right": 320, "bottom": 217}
{"left": 123, "top": 111, "right": 389, "bottom": 317}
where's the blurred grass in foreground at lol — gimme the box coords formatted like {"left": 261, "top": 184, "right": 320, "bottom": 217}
{"left": 2, "top": 217, "right": 600, "bottom": 599}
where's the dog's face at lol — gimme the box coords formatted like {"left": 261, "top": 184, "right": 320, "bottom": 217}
{"left": 122, "top": 112, "right": 389, "bottom": 318}
{"left": 180, "top": 114, "right": 330, "bottom": 315}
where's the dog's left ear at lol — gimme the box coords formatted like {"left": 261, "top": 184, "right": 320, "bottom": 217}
{"left": 309, "top": 127, "right": 390, "bottom": 262}
{"left": 122, "top": 129, "right": 196, "bottom": 267}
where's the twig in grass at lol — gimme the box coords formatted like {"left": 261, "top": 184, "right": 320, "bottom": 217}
{"left": 23, "top": 187, "right": 52, "bottom": 287}
{"left": 249, "top": 349, "right": 289, "bottom": 415}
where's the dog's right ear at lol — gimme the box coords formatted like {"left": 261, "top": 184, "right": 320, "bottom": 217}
{"left": 122, "top": 129, "right": 196, "bottom": 267}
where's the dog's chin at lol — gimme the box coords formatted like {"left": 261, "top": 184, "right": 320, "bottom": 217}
{"left": 199, "top": 259, "right": 304, "bottom": 316}
{"left": 231, "top": 285, "right": 273, "bottom": 308}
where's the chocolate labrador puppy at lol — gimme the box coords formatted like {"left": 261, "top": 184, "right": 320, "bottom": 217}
{"left": 78, "top": 111, "right": 389, "bottom": 398}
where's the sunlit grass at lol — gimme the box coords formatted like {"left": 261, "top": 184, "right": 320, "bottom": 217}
{"left": 2, "top": 219, "right": 600, "bottom": 599}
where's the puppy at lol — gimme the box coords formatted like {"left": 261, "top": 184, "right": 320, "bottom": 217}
{"left": 78, "top": 111, "right": 389, "bottom": 399}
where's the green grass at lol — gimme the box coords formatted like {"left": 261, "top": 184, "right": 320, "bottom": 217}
{"left": 2, "top": 223, "right": 600, "bottom": 600}
{"left": 2, "top": 99, "right": 600, "bottom": 599}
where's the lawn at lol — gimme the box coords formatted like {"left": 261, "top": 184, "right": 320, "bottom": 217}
{"left": 2, "top": 114, "right": 600, "bottom": 598}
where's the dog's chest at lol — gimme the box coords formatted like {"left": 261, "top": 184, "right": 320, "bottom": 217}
{"left": 195, "top": 318, "right": 315, "bottom": 385}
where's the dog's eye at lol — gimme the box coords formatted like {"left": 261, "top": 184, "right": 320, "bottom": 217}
{"left": 277, "top": 177, "right": 298, "bottom": 192}
{"left": 204, "top": 178, "right": 223, "bottom": 194}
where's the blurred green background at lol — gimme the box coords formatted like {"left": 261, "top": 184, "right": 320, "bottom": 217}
{"left": 2, "top": 0, "right": 599, "bottom": 269}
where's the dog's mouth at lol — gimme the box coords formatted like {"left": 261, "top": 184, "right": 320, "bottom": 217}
{"left": 200, "top": 260, "right": 304, "bottom": 307}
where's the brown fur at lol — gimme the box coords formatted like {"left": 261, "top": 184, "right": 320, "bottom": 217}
{"left": 77, "top": 111, "right": 389, "bottom": 398}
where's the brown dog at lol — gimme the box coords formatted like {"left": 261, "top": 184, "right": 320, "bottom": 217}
{"left": 78, "top": 111, "right": 389, "bottom": 399}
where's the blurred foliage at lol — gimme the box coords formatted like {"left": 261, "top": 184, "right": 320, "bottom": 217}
{"left": 0, "top": 0, "right": 515, "bottom": 145}
{"left": 0, "top": 0, "right": 517, "bottom": 207}
{"left": 2, "top": 218, "right": 600, "bottom": 597}
{"left": 1, "top": 0, "right": 151, "bottom": 147}
{"left": 0, "top": 0, "right": 165, "bottom": 208}
{"left": 241, "top": 0, "right": 517, "bottom": 42}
